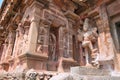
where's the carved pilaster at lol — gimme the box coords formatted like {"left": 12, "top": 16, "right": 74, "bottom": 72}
{"left": 64, "top": 11, "right": 80, "bottom": 59}
{"left": 27, "top": 17, "right": 39, "bottom": 53}
{"left": 36, "top": 19, "right": 51, "bottom": 56}
{"left": 97, "top": 3, "right": 114, "bottom": 71}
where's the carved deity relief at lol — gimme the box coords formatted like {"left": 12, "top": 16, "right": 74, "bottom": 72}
{"left": 78, "top": 18, "right": 99, "bottom": 67}
{"left": 12, "top": 23, "right": 25, "bottom": 57}
{"left": 22, "top": 26, "right": 29, "bottom": 53}
{"left": 37, "top": 27, "right": 47, "bottom": 53}
{"left": 4, "top": 31, "right": 15, "bottom": 61}
{"left": 13, "top": 16, "right": 30, "bottom": 56}
{"left": 77, "top": 28, "right": 84, "bottom": 42}
{"left": 17, "top": 23, "right": 25, "bottom": 55}
{"left": 21, "top": 16, "right": 31, "bottom": 54}
{"left": 49, "top": 33, "right": 56, "bottom": 61}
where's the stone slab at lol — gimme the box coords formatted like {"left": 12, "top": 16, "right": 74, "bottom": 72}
{"left": 70, "top": 66, "right": 110, "bottom": 76}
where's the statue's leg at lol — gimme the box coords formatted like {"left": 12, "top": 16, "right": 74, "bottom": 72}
{"left": 85, "top": 48, "right": 92, "bottom": 67}
{"left": 88, "top": 41, "right": 93, "bottom": 50}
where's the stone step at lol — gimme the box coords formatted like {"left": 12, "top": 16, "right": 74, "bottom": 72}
{"left": 70, "top": 66, "right": 110, "bottom": 76}
{"left": 50, "top": 73, "right": 120, "bottom": 80}
{"left": 76, "top": 75, "right": 120, "bottom": 80}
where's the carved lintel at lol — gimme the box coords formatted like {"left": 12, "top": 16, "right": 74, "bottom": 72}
{"left": 51, "top": 18, "right": 65, "bottom": 27}
{"left": 88, "top": 7, "right": 99, "bottom": 18}
{"left": 40, "top": 19, "right": 51, "bottom": 27}
{"left": 64, "top": 11, "right": 80, "bottom": 21}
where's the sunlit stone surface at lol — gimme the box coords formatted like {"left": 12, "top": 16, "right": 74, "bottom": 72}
{"left": 0, "top": 0, "right": 120, "bottom": 79}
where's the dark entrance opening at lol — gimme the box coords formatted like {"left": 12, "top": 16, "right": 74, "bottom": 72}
{"left": 115, "top": 21, "right": 120, "bottom": 52}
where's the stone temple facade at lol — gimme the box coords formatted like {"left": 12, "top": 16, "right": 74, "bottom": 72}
{"left": 0, "top": 0, "right": 120, "bottom": 79}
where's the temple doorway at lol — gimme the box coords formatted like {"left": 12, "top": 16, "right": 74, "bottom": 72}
{"left": 48, "top": 27, "right": 59, "bottom": 61}
{"left": 115, "top": 21, "right": 120, "bottom": 47}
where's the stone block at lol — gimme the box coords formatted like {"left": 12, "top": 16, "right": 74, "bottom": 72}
{"left": 58, "top": 58, "right": 79, "bottom": 72}
{"left": 18, "top": 53, "right": 48, "bottom": 70}
{"left": 71, "top": 66, "right": 110, "bottom": 76}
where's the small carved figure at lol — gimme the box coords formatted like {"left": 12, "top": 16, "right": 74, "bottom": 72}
{"left": 4, "top": 31, "right": 15, "bottom": 61}
{"left": 77, "top": 29, "right": 84, "bottom": 42}
{"left": 37, "top": 36, "right": 44, "bottom": 53}
{"left": 22, "top": 26, "right": 29, "bottom": 53}
{"left": 16, "top": 23, "right": 24, "bottom": 37}
{"left": 15, "top": 23, "right": 25, "bottom": 55}
{"left": 37, "top": 27, "right": 47, "bottom": 53}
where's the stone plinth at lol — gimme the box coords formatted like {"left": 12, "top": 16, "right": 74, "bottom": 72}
{"left": 47, "top": 61, "right": 58, "bottom": 71}
{"left": 50, "top": 73, "right": 120, "bottom": 80}
{"left": 58, "top": 58, "right": 78, "bottom": 72}
{"left": 18, "top": 53, "right": 48, "bottom": 70}
{"left": 71, "top": 66, "right": 110, "bottom": 76}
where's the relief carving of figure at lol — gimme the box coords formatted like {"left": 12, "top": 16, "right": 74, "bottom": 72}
{"left": 22, "top": 16, "right": 30, "bottom": 53}
{"left": 77, "top": 28, "right": 84, "bottom": 42}
{"left": 4, "top": 31, "right": 15, "bottom": 61}
{"left": 49, "top": 33, "right": 56, "bottom": 61}
{"left": 37, "top": 27, "right": 47, "bottom": 53}
{"left": 37, "top": 36, "right": 44, "bottom": 53}
{"left": 16, "top": 23, "right": 25, "bottom": 37}
{"left": 16, "top": 23, "right": 25, "bottom": 55}
{"left": 22, "top": 26, "right": 29, "bottom": 53}
{"left": 82, "top": 18, "right": 99, "bottom": 67}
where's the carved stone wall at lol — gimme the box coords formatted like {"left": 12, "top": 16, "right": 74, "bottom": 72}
{"left": 0, "top": 0, "right": 120, "bottom": 77}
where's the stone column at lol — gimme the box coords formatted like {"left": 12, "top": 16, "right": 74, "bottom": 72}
{"left": 59, "top": 26, "right": 64, "bottom": 57}
{"left": 67, "top": 19, "right": 74, "bottom": 59}
{"left": 27, "top": 1, "right": 44, "bottom": 54}
{"left": 27, "top": 17, "right": 39, "bottom": 54}
{"left": 18, "top": 1, "right": 49, "bottom": 70}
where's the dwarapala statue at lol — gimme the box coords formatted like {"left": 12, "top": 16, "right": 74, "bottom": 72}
{"left": 81, "top": 18, "right": 99, "bottom": 67}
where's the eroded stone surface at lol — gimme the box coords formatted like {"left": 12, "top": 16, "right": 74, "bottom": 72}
{"left": 0, "top": 0, "right": 120, "bottom": 79}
